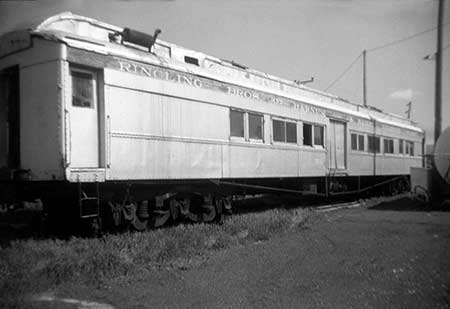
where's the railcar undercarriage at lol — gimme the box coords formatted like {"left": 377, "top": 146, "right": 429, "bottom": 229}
{"left": 0, "top": 175, "right": 410, "bottom": 238}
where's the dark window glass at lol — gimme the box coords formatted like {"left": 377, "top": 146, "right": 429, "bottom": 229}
{"left": 358, "top": 135, "right": 365, "bottom": 151}
{"left": 303, "top": 123, "right": 312, "bottom": 146}
{"left": 273, "top": 119, "right": 285, "bottom": 142}
{"left": 368, "top": 136, "right": 374, "bottom": 152}
{"left": 399, "top": 139, "right": 404, "bottom": 154}
{"left": 249, "top": 113, "right": 263, "bottom": 140}
{"left": 408, "top": 141, "right": 414, "bottom": 156}
{"left": 314, "top": 125, "right": 324, "bottom": 146}
{"left": 72, "top": 71, "right": 94, "bottom": 108}
{"left": 368, "top": 136, "right": 380, "bottom": 153}
{"left": 230, "top": 110, "right": 244, "bottom": 137}
{"left": 351, "top": 133, "right": 358, "bottom": 150}
{"left": 384, "top": 139, "right": 394, "bottom": 154}
{"left": 286, "top": 122, "right": 297, "bottom": 143}
{"left": 374, "top": 137, "right": 380, "bottom": 153}
{"left": 184, "top": 56, "right": 199, "bottom": 66}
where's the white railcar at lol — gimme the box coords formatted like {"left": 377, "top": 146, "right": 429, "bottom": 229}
{"left": 0, "top": 13, "right": 424, "bottom": 229}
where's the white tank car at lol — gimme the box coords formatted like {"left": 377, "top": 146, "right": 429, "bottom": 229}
{"left": 0, "top": 13, "right": 424, "bottom": 231}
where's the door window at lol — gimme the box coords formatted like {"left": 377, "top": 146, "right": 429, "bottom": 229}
{"left": 71, "top": 71, "right": 95, "bottom": 108}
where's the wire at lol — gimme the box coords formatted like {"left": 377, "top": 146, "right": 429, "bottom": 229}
{"left": 324, "top": 21, "right": 450, "bottom": 92}
{"left": 367, "top": 20, "right": 450, "bottom": 52}
{"left": 325, "top": 53, "right": 362, "bottom": 91}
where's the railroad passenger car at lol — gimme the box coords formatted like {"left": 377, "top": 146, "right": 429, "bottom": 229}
{"left": 0, "top": 13, "right": 424, "bottom": 230}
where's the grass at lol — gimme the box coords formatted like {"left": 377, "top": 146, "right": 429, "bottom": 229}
{"left": 0, "top": 207, "right": 314, "bottom": 308}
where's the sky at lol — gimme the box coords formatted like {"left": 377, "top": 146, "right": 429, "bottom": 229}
{"left": 0, "top": 0, "right": 449, "bottom": 143}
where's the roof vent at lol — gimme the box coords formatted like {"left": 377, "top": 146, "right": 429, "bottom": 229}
{"left": 111, "top": 28, "right": 161, "bottom": 52}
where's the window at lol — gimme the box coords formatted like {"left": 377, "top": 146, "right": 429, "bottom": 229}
{"left": 249, "top": 113, "right": 263, "bottom": 140}
{"left": 273, "top": 119, "right": 297, "bottom": 143}
{"left": 230, "top": 110, "right": 244, "bottom": 137}
{"left": 286, "top": 122, "right": 297, "bottom": 143}
{"left": 303, "top": 123, "right": 324, "bottom": 147}
{"left": 273, "top": 120, "right": 285, "bottom": 142}
{"left": 351, "top": 133, "right": 365, "bottom": 151}
{"left": 358, "top": 134, "right": 364, "bottom": 151}
{"left": 71, "top": 70, "right": 95, "bottom": 108}
{"left": 184, "top": 56, "right": 199, "bottom": 66}
{"left": 368, "top": 135, "right": 380, "bottom": 153}
{"left": 405, "top": 141, "right": 414, "bottom": 156}
{"left": 314, "top": 125, "right": 324, "bottom": 146}
{"left": 399, "top": 139, "right": 404, "bottom": 154}
{"left": 383, "top": 138, "right": 394, "bottom": 154}
{"left": 351, "top": 133, "right": 358, "bottom": 150}
{"left": 303, "top": 123, "right": 312, "bottom": 146}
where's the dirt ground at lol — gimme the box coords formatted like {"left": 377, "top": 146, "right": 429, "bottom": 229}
{"left": 32, "top": 201, "right": 450, "bottom": 308}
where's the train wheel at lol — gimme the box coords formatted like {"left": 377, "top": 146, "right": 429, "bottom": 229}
{"left": 200, "top": 204, "right": 216, "bottom": 222}
{"left": 151, "top": 208, "right": 171, "bottom": 228}
{"left": 214, "top": 198, "right": 224, "bottom": 224}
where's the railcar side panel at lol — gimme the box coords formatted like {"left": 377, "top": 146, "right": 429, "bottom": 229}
{"left": 225, "top": 145, "right": 299, "bottom": 178}
{"left": 103, "top": 66, "right": 329, "bottom": 180}
{"left": 0, "top": 38, "right": 65, "bottom": 181}
{"left": 21, "top": 60, "right": 64, "bottom": 179}
{"left": 109, "top": 137, "right": 223, "bottom": 179}
{"left": 105, "top": 85, "right": 228, "bottom": 141}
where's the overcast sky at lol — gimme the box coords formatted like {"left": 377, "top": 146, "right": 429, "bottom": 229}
{"left": 0, "top": 0, "right": 449, "bottom": 142}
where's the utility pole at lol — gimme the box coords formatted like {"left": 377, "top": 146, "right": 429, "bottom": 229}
{"left": 434, "top": 0, "right": 444, "bottom": 143}
{"left": 432, "top": 0, "right": 445, "bottom": 204}
{"left": 363, "top": 50, "right": 367, "bottom": 107}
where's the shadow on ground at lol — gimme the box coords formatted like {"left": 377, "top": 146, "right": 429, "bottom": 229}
{"left": 233, "top": 194, "right": 355, "bottom": 214}
{"left": 368, "top": 196, "right": 450, "bottom": 212}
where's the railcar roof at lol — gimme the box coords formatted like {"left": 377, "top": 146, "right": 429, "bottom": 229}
{"left": 0, "top": 12, "right": 423, "bottom": 133}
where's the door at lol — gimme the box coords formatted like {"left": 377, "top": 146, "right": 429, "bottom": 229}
{"left": 0, "top": 65, "right": 20, "bottom": 169}
{"left": 329, "top": 120, "right": 346, "bottom": 170}
{"left": 69, "top": 67, "right": 99, "bottom": 168}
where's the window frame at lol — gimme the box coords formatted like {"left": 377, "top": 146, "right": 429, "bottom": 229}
{"left": 303, "top": 123, "right": 313, "bottom": 146}
{"left": 272, "top": 117, "right": 297, "bottom": 144}
{"left": 313, "top": 124, "right": 324, "bottom": 147}
{"left": 286, "top": 121, "right": 297, "bottom": 144}
{"left": 248, "top": 112, "right": 264, "bottom": 142}
{"left": 351, "top": 133, "right": 358, "bottom": 151}
{"left": 350, "top": 132, "right": 365, "bottom": 152}
{"left": 229, "top": 109, "right": 246, "bottom": 140}
{"left": 358, "top": 134, "right": 365, "bottom": 151}
{"left": 229, "top": 109, "right": 264, "bottom": 143}
{"left": 383, "top": 138, "right": 394, "bottom": 154}
{"left": 70, "top": 67, "right": 97, "bottom": 109}
{"left": 302, "top": 122, "right": 325, "bottom": 148}
{"left": 405, "top": 141, "right": 414, "bottom": 156}
{"left": 272, "top": 119, "right": 286, "bottom": 143}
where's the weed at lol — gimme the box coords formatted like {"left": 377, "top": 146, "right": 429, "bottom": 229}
{"left": 0, "top": 207, "right": 312, "bottom": 307}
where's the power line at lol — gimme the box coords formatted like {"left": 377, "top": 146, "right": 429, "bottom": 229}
{"left": 367, "top": 20, "right": 450, "bottom": 52}
{"left": 325, "top": 53, "right": 362, "bottom": 91}
{"left": 325, "top": 21, "right": 450, "bottom": 92}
